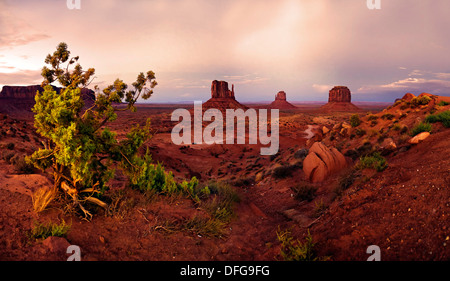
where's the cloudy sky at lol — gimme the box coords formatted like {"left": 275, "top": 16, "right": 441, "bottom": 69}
{"left": 1, "top": 0, "right": 450, "bottom": 102}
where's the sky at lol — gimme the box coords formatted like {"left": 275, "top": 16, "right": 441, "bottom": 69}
{"left": 1, "top": 0, "right": 450, "bottom": 103}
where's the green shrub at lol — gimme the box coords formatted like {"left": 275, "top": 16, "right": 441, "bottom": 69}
{"left": 392, "top": 123, "right": 402, "bottom": 131}
{"left": 277, "top": 228, "right": 325, "bottom": 261}
{"left": 425, "top": 110, "right": 450, "bottom": 128}
{"left": 438, "top": 101, "right": 449, "bottom": 106}
{"left": 381, "top": 113, "right": 395, "bottom": 120}
{"left": 358, "top": 152, "right": 387, "bottom": 172}
{"left": 367, "top": 115, "right": 379, "bottom": 121}
{"left": 411, "top": 96, "right": 432, "bottom": 107}
{"left": 30, "top": 220, "right": 71, "bottom": 239}
{"left": 350, "top": 114, "right": 361, "bottom": 127}
{"left": 410, "top": 122, "right": 432, "bottom": 136}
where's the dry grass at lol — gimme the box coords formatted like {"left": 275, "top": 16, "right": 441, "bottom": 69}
{"left": 32, "top": 187, "right": 57, "bottom": 213}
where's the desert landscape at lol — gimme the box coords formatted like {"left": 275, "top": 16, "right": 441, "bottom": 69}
{"left": 0, "top": 79, "right": 449, "bottom": 261}
{"left": 1, "top": 1, "right": 450, "bottom": 267}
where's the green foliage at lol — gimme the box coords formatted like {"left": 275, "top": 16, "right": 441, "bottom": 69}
{"left": 27, "top": 42, "right": 158, "bottom": 219}
{"left": 411, "top": 95, "right": 432, "bottom": 107}
{"left": 425, "top": 110, "right": 450, "bottom": 128}
{"left": 438, "top": 100, "right": 449, "bottom": 106}
{"left": 367, "top": 114, "right": 379, "bottom": 121}
{"left": 358, "top": 152, "right": 387, "bottom": 172}
{"left": 381, "top": 113, "right": 395, "bottom": 120}
{"left": 349, "top": 114, "right": 361, "bottom": 127}
{"left": 277, "top": 228, "right": 324, "bottom": 261}
{"left": 410, "top": 122, "right": 432, "bottom": 136}
{"left": 30, "top": 220, "right": 71, "bottom": 239}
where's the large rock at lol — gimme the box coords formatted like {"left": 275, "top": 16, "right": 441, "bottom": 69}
{"left": 320, "top": 86, "right": 361, "bottom": 112}
{"left": 268, "top": 91, "right": 296, "bottom": 109}
{"left": 202, "top": 80, "right": 248, "bottom": 111}
{"left": 0, "top": 85, "right": 95, "bottom": 101}
{"left": 402, "top": 93, "right": 416, "bottom": 101}
{"left": 303, "top": 142, "right": 348, "bottom": 183}
{"left": 275, "top": 91, "right": 287, "bottom": 101}
{"left": 329, "top": 86, "right": 351, "bottom": 103}
{"left": 0, "top": 85, "right": 95, "bottom": 116}
{"left": 211, "top": 80, "right": 235, "bottom": 99}
{"left": 408, "top": 132, "right": 430, "bottom": 144}
{"left": 42, "top": 236, "right": 71, "bottom": 255}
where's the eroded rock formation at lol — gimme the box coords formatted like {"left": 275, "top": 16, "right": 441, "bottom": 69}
{"left": 202, "top": 80, "right": 248, "bottom": 111}
{"left": 268, "top": 91, "right": 296, "bottom": 109}
{"left": 303, "top": 142, "right": 348, "bottom": 183}
{"left": 0, "top": 85, "right": 96, "bottom": 117}
{"left": 329, "top": 86, "right": 351, "bottom": 103}
{"left": 320, "top": 86, "right": 361, "bottom": 112}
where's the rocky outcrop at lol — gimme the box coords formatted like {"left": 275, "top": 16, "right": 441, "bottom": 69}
{"left": 268, "top": 91, "right": 296, "bottom": 109}
{"left": 202, "top": 80, "right": 248, "bottom": 111}
{"left": 275, "top": 91, "right": 286, "bottom": 101}
{"left": 329, "top": 86, "right": 351, "bottom": 103}
{"left": 320, "top": 86, "right": 361, "bottom": 112}
{"left": 0, "top": 85, "right": 95, "bottom": 101}
{"left": 0, "top": 85, "right": 95, "bottom": 116}
{"left": 303, "top": 142, "right": 348, "bottom": 183}
{"left": 211, "top": 80, "right": 235, "bottom": 99}
{"left": 402, "top": 93, "right": 416, "bottom": 101}
{"left": 408, "top": 132, "right": 430, "bottom": 144}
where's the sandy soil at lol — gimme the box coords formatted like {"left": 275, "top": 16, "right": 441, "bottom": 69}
{"left": 0, "top": 101, "right": 449, "bottom": 261}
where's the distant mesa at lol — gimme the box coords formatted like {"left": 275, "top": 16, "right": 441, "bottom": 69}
{"left": 0, "top": 85, "right": 95, "bottom": 116}
{"left": 267, "top": 91, "right": 296, "bottom": 109}
{"left": 320, "top": 86, "right": 361, "bottom": 112}
{"left": 202, "top": 80, "right": 248, "bottom": 111}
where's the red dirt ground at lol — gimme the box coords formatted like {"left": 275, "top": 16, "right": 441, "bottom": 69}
{"left": 0, "top": 100, "right": 448, "bottom": 261}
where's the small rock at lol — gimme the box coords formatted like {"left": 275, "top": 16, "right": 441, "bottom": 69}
{"left": 408, "top": 132, "right": 430, "bottom": 144}
{"left": 322, "top": 126, "right": 330, "bottom": 134}
{"left": 42, "top": 236, "right": 71, "bottom": 254}
{"left": 381, "top": 138, "right": 397, "bottom": 150}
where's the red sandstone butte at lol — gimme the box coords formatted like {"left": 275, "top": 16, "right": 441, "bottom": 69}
{"left": 268, "top": 91, "right": 296, "bottom": 109}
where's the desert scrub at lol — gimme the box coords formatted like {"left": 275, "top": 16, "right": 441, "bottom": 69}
{"left": 381, "top": 113, "right": 395, "bottom": 120}
{"left": 411, "top": 95, "right": 432, "bottom": 107}
{"left": 355, "top": 128, "right": 366, "bottom": 137}
{"left": 184, "top": 181, "right": 240, "bottom": 237}
{"left": 358, "top": 152, "right": 387, "bottom": 172}
{"left": 30, "top": 220, "right": 71, "bottom": 239}
{"left": 291, "top": 183, "right": 317, "bottom": 202}
{"left": 13, "top": 156, "right": 35, "bottom": 174}
{"left": 410, "top": 122, "right": 432, "bottom": 136}
{"left": 349, "top": 114, "right": 361, "bottom": 127}
{"left": 333, "top": 169, "right": 359, "bottom": 199}
{"left": 437, "top": 100, "right": 449, "bottom": 106}
{"left": 367, "top": 114, "right": 379, "bottom": 121}
{"left": 272, "top": 164, "right": 296, "bottom": 179}
{"left": 32, "top": 187, "right": 57, "bottom": 213}
{"left": 313, "top": 199, "right": 328, "bottom": 217}
{"left": 392, "top": 123, "right": 403, "bottom": 131}
{"left": 276, "top": 228, "right": 325, "bottom": 261}
{"left": 425, "top": 110, "right": 450, "bottom": 128}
